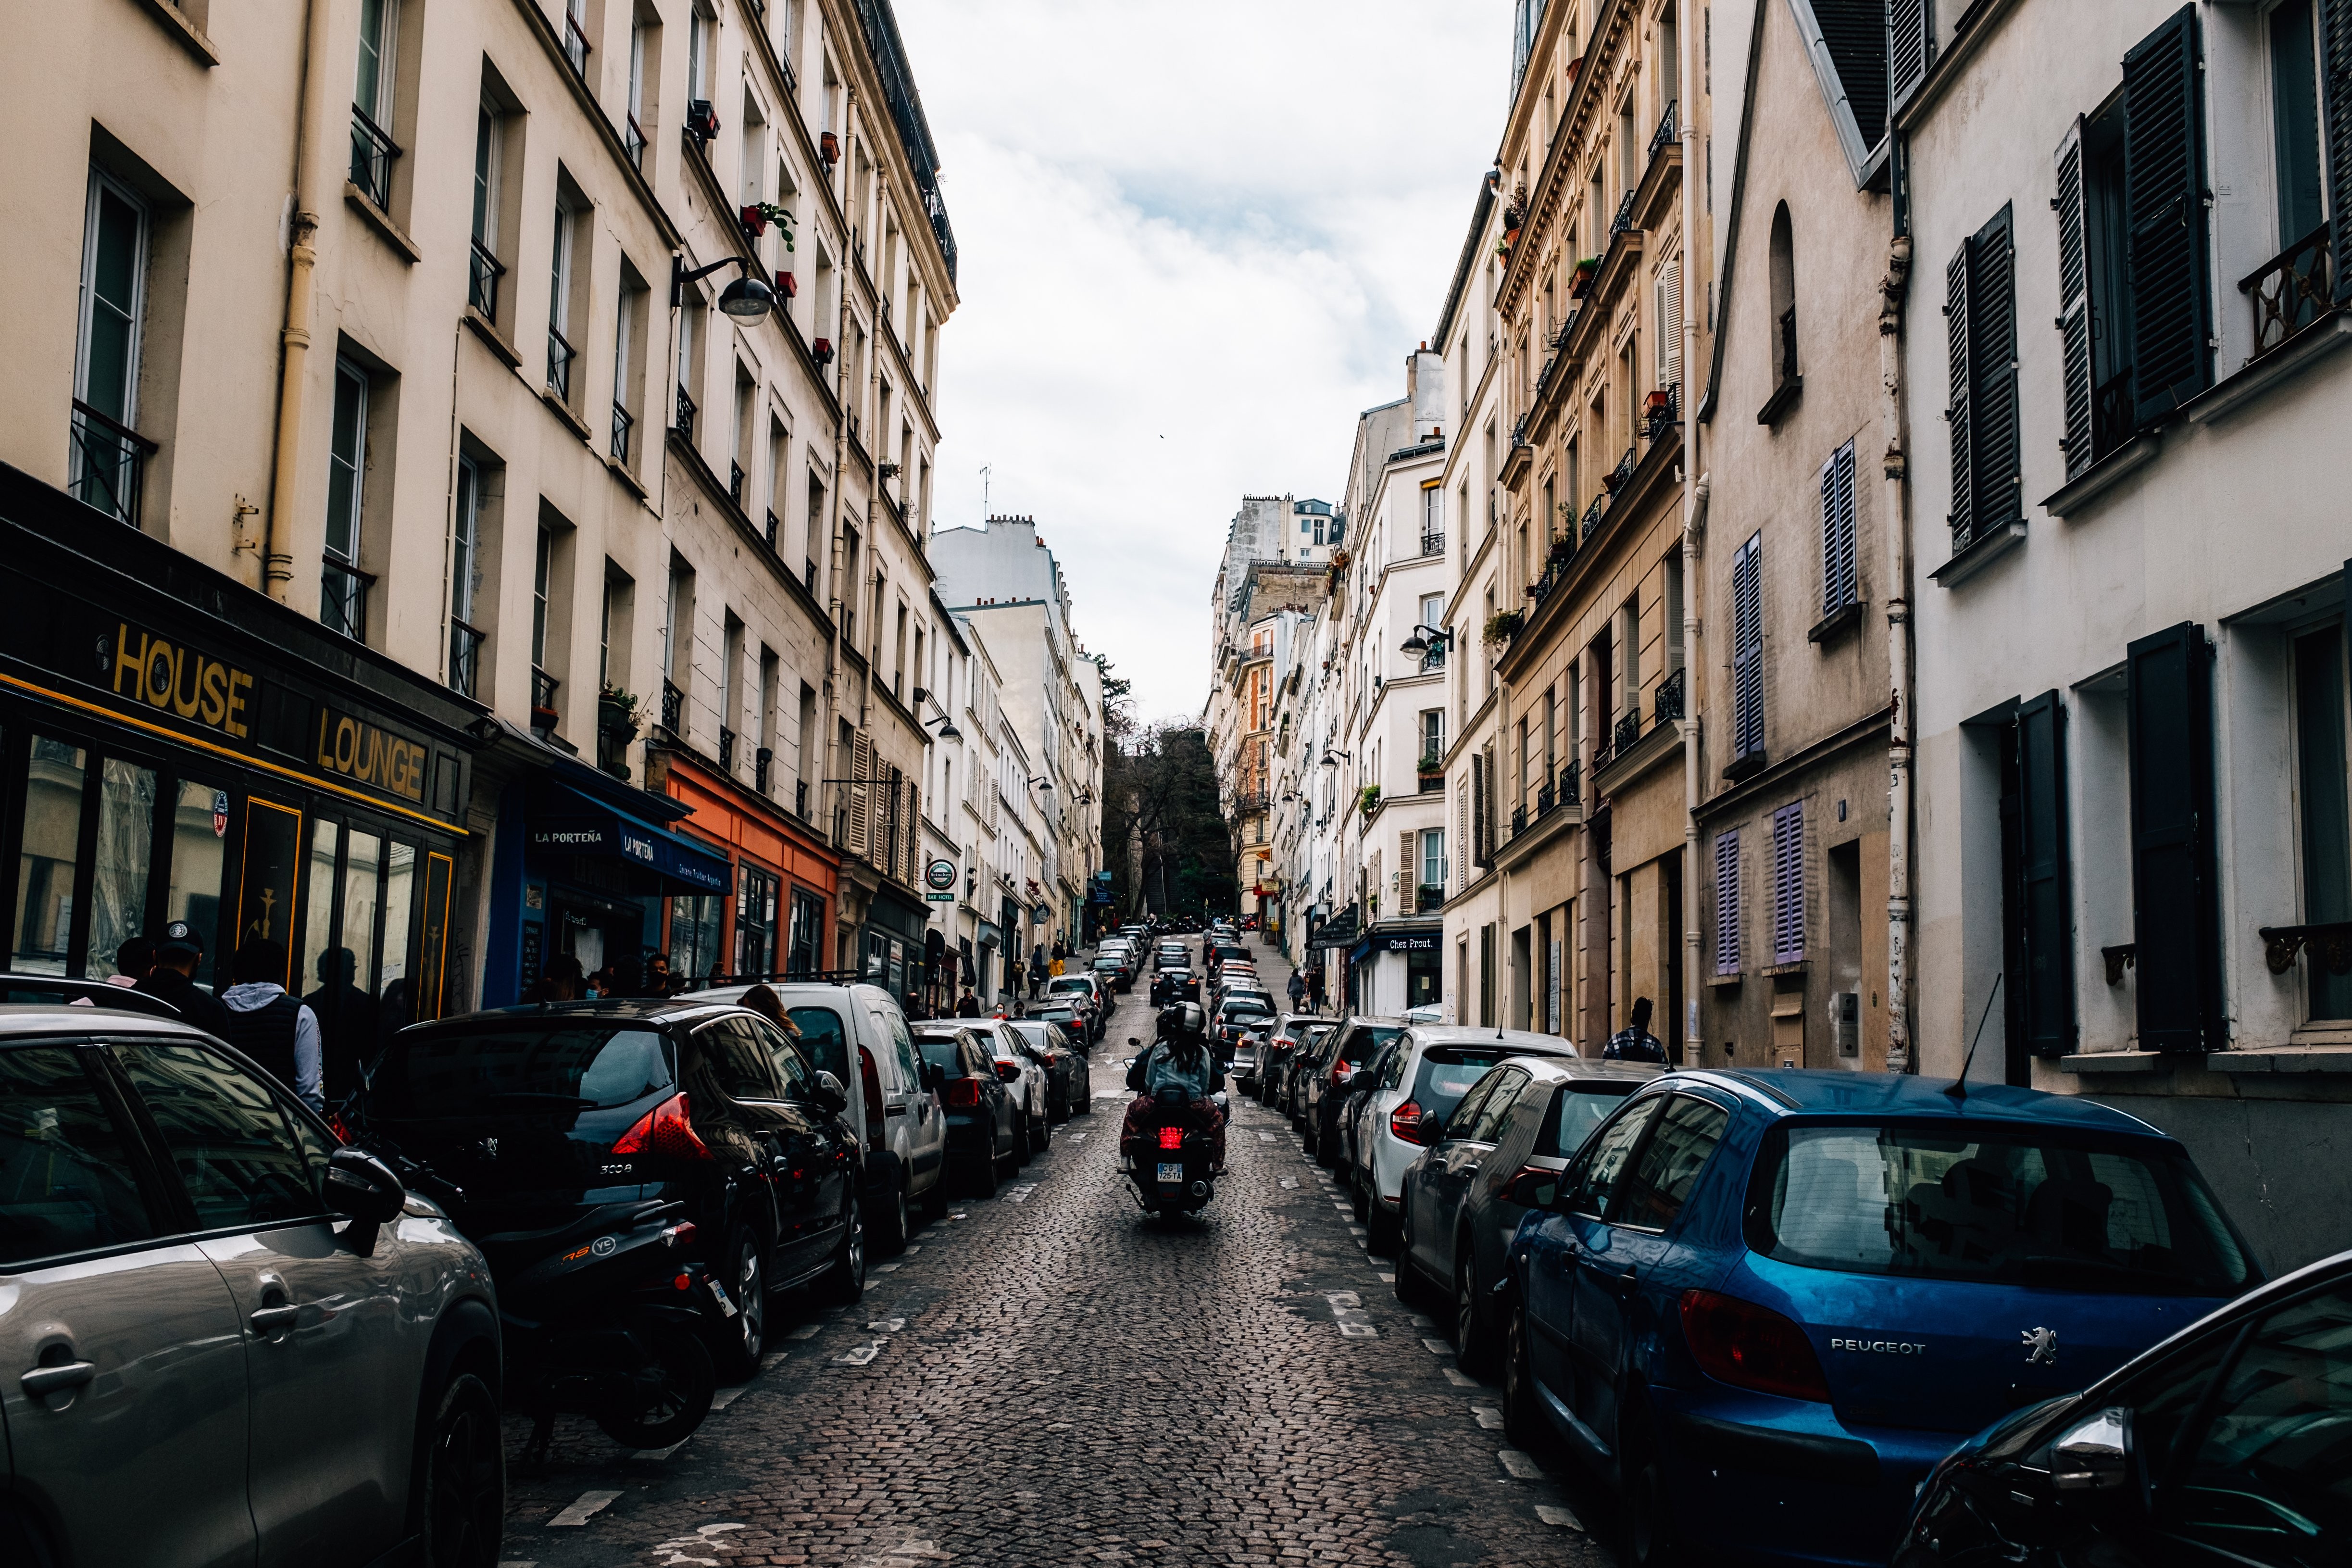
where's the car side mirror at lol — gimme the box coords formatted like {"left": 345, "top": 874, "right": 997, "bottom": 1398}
{"left": 996, "top": 1062, "right": 1021, "bottom": 1083}
{"left": 2050, "top": 1405, "right": 2133, "bottom": 1492}
{"left": 809, "top": 1069, "right": 850, "bottom": 1116}
{"left": 325, "top": 1145, "right": 405, "bottom": 1223}
{"left": 1503, "top": 1167, "right": 1560, "bottom": 1210}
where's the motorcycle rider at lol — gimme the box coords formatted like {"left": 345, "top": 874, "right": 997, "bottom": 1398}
{"left": 1121, "top": 1002, "right": 1226, "bottom": 1170}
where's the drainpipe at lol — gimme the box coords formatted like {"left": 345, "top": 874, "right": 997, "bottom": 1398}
{"left": 1677, "top": 21, "right": 1705, "bottom": 1067}
{"left": 1880, "top": 217, "right": 1916, "bottom": 1072}
{"left": 263, "top": 0, "right": 335, "bottom": 604}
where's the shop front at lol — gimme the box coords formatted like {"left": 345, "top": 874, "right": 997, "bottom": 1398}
{"left": 647, "top": 747, "right": 836, "bottom": 987}
{"left": 0, "top": 463, "right": 475, "bottom": 1060}
{"left": 1348, "top": 926, "right": 1443, "bottom": 1016}
{"left": 859, "top": 883, "right": 935, "bottom": 1018}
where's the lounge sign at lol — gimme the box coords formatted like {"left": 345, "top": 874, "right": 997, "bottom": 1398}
{"left": 314, "top": 706, "right": 428, "bottom": 802}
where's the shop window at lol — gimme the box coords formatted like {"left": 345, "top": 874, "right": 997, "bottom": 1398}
{"left": 167, "top": 780, "right": 227, "bottom": 991}
{"left": 734, "top": 863, "right": 779, "bottom": 978}
{"left": 12, "top": 738, "right": 88, "bottom": 975}
{"left": 787, "top": 887, "right": 823, "bottom": 976}
{"left": 85, "top": 758, "right": 157, "bottom": 982}
{"left": 380, "top": 842, "right": 416, "bottom": 1029}
{"left": 669, "top": 892, "right": 724, "bottom": 982}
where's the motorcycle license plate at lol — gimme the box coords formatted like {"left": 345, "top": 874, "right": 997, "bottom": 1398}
{"left": 1156, "top": 1162, "right": 1185, "bottom": 1183}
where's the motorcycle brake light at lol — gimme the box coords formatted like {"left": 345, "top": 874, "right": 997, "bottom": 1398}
{"left": 1157, "top": 1127, "right": 1185, "bottom": 1150}
{"left": 611, "top": 1092, "right": 713, "bottom": 1162}
{"left": 674, "top": 1273, "right": 692, "bottom": 1291}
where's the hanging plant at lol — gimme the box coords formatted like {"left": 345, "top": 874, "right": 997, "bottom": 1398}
{"left": 1482, "top": 610, "right": 1525, "bottom": 647}
{"left": 598, "top": 684, "right": 642, "bottom": 736}
{"left": 1358, "top": 784, "right": 1382, "bottom": 815}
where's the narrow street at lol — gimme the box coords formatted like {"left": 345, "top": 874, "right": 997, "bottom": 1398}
{"left": 497, "top": 946, "right": 1614, "bottom": 1568}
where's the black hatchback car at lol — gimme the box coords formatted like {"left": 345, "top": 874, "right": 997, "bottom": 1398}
{"left": 909, "top": 1024, "right": 1021, "bottom": 1197}
{"left": 353, "top": 998, "right": 864, "bottom": 1381}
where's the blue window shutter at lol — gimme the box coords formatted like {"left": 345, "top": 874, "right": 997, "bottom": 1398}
{"left": 1714, "top": 830, "right": 1741, "bottom": 975}
{"left": 1820, "top": 441, "right": 1858, "bottom": 613}
{"left": 1771, "top": 802, "right": 1805, "bottom": 965}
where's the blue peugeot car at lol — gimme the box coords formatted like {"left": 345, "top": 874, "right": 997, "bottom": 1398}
{"left": 1495, "top": 1070, "right": 2259, "bottom": 1567}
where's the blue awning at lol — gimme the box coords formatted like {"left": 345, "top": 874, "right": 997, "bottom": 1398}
{"left": 528, "top": 787, "right": 731, "bottom": 895}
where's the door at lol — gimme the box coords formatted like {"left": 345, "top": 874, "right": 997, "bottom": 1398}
{"left": 0, "top": 1041, "right": 252, "bottom": 1568}
{"left": 1564, "top": 1093, "right": 1728, "bottom": 1455}
{"left": 1426, "top": 1067, "right": 1526, "bottom": 1278}
{"left": 1536, "top": 1095, "right": 1662, "bottom": 1445}
{"left": 108, "top": 1037, "right": 420, "bottom": 1560}
{"left": 696, "top": 1018, "right": 830, "bottom": 1275}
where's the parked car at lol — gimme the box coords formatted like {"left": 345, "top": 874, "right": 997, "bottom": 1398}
{"left": 1395, "top": 1054, "right": 1661, "bottom": 1369}
{"left": 1345, "top": 1029, "right": 1584, "bottom": 1253}
{"left": 907, "top": 1024, "right": 1021, "bottom": 1197}
{"left": 1045, "top": 975, "right": 1105, "bottom": 1041}
{"left": 1498, "top": 1071, "right": 2261, "bottom": 1567}
{"left": 699, "top": 981, "right": 947, "bottom": 1252}
{"left": 1332, "top": 1035, "right": 1407, "bottom": 1180}
{"left": 982, "top": 1020, "right": 1055, "bottom": 1155}
{"left": 358, "top": 998, "right": 865, "bottom": 1381}
{"left": 1286, "top": 1021, "right": 1342, "bottom": 1127}
{"left": 1896, "top": 1244, "right": 2352, "bottom": 1568}
{"left": 1003, "top": 1018, "right": 1087, "bottom": 1123}
{"left": 1300, "top": 1018, "right": 1404, "bottom": 1164}
{"left": 0, "top": 1007, "right": 503, "bottom": 1567}
{"left": 1214, "top": 994, "right": 1277, "bottom": 1057}
{"left": 1260, "top": 1015, "right": 1332, "bottom": 1107}
{"left": 0, "top": 974, "right": 183, "bottom": 1017}
{"left": 1090, "top": 953, "right": 1134, "bottom": 992}
{"left": 1151, "top": 966, "right": 1200, "bottom": 1006}
{"left": 1154, "top": 942, "right": 1189, "bottom": 972}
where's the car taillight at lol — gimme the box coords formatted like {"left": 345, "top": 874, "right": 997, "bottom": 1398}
{"left": 1679, "top": 1289, "right": 1831, "bottom": 1402}
{"left": 660, "top": 1220, "right": 697, "bottom": 1248}
{"left": 1389, "top": 1101, "right": 1431, "bottom": 1143}
{"left": 611, "top": 1092, "right": 713, "bottom": 1162}
{"left": 325, "top": 1112, "right": 352, "bottom": 1145}
{"left": 941, "top": 1076, "right": 983, "bottom": 1109}
{"left": 1330, "top": 1062, "right": 1353, "bottom": 1086}
{"left": 1157, "top": 1127, "right": 1185, "bottom": 1150}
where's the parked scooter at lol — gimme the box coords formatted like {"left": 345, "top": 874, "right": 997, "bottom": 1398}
{"left": 376, "top": 1151, "right": 726, "bottom": 1463}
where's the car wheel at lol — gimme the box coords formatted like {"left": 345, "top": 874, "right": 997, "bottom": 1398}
{"left": 1350, "top": 1167, "right": 1370, "bottom": 1222}
{"left": 1366, "top": 1195, "right": 1400, "bottom": 1256}
{"left": 1621, "top": 1415, "right": 1679, "bottom": 1568}
{"left": 710, "top": 1226, "right": 768, "bottom": 1381}
{"left": 1454, "top": 1249, "right": 1494, "bottom": 1375}
{"left": 966, "top": 1141, "right": 1000, "bottom": 1198}
{"left": 417, "top": 1370, "right": 503, "bottom": 1567}
{"left": 1032, "top": 1103, "right": 1051, "bottom": 1153}
{"left": 1011, "top": 1110, "right": 1033, "bottom": 1167}
{"left": 814, "top": 1193, "right": 865, "bottom": 1306}
{"left": 596, "top": 1322, "right": 715, "bottom": 1448}
{"left": 873, "top": 1176, "right": 911, "bottom": 1255}
{"left": 1501, "top": 1298, "right": 1545, "bottom": 1449}
{"left": 919, "top": 1168, "right": 950, "bottom": 1221}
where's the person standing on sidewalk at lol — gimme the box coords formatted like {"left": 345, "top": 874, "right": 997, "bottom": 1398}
{"left": 218, "top": 939, "right": 326, "bottom": 1111}
{"left": 1287, "top": 969, "right": 1307, "bottom": 1009}
{"left": 136, "top": 922, "right": 232, "bottom": 1034}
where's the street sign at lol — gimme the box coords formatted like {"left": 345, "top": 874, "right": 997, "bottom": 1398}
{"left": 924, "top": 891, "right": 955, "bottom": 903}
{"left": 925, "top": 857, "right": 956, "bottom": 891}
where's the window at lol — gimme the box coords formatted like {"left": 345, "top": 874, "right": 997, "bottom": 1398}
{"left": 1819, "top": 440, "right": 1858, "bottom": 615}
{"left": 449, "top": 456, "right": 484, "bottom": 696}
{"left": 2168, "top": 1284, "right": 2352, "bottom": 1554}
{"left": 0, "top": 1047, "right": 156, "bottom": 1266}
{"left": 1418, "top": 592, "right": 1445, "bottom": 670}
{"left": 531, "top": 526, "right": 552, "bottom": 671}
{"left": 1420, "top": 707, "right": 1443, "bottom": 769}
{"left": 1770, "top": 800, "right": 1804, "bottom": 965}
{"left": 1730, "top": 532, "right": 1763, "bottom": 766}
{"left": 469, "top": 104, "right": 502, "bottom": 316}
{"left": 2127, "top": 622, "right": 2222, "bottom": 1051}
{"left": 612, "top": 276, "right": 640, "bottom": 463}
{"left": 669, "top": 893, "right": 723, "bottom": 980}
{"left": 2294, "top": 626, "right": 2351, "bottom": 1021}
{"left": 323, "top": 360, "right": 369, "bottom": 640}
{"left": 1888, "top": 0, "right": 1934, "bottom": 113}
{"left": 787, "top": 886, "right": 824, "bottom": 975}
{"left": 1421, "top": 828, "right": 1446, "bottom": 890}
{"left": 2270, "top": 0, "right": 2326, "bottom": 251}
{"left": 71, "top": 168, "right": 150, "bottom": 524}
{"left": 1565, "top": 1098, "right": 1663, "bottom": 1218}
{"left": 1616, "top": 1095, "right": 1728, "bottom": 1231}
{"left": 350, "top": 0, "right": 400, "bottom": 208}
{"left": 547, "top": 196, "right": 576, "bottom": 401}
{"left": 113, "top": 1043, "right": 325, "bottom": 1230}
{"left": 735, "top": 863, "right": 779, "bottom": 977}
{"left": 1945, "top": 204, "right": 2018, "bottom": 552}
{"left": 1766, "top": 203, "right": 1797, "bottom": 396}
{"left": 626, "top": 18, "right": 650, "bottom": 161}
{"left": 1655, "top": 250, "right": 1682, "bottom": 391}
{"left": 1714, "top": 829, "right": 1741, "bottom": 974}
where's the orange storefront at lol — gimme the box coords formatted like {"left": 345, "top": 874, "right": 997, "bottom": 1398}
{"left": 647, "top": 747, "right": 838, "bottom": 984}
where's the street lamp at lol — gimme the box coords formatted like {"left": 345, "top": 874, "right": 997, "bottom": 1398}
{"left": 1028, "top": 776, "right": 1054, "bottom": 792}
{"left": 1319, "top": 749, "right": 1350, "bottom": 767}
{"left": 671, "top": 254, "right": 775, "bottom": 321}
{"left": 1400, "top": 623, "right": 1455, "bottom": 660}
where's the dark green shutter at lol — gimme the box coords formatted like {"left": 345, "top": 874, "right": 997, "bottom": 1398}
{"left": 1946, "top": 240, "right": 1974, "bottom": 530}
{"left": 1889, "top": 0, "right": 1935, "bottom": 114}
{"left": 1969, "top": 205, "right": 2020, "bottom": 535}
{"left": 2054, "top": 118, "right": 2094, "bottom": 479}
{"left": 2127, "top": 622, "right": 2222, "bottom": 1053}
{"left": 2123, "top": 6, "right": 2213, "bottom": 424}
{"left": 2015, "top": 691, "right": 2075, "bottom": 1056}
{"left": 2326, "top": 0, "right": 2352, "bottom": 304}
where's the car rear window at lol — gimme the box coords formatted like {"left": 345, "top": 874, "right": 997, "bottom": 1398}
{"left": 1752, "top": 1122, "right": 2255, "bottom": 1295}
{"left": 370, "top": 1026, "right": 675, "bottom": 1115}
{"left": 1540, "top": 1082, "right": 1643, "bottom": 1156}
{"left": 786, "top": 1006, "right": 851, "bottom": 1084}
{"left": 1340, "top": 1026, "right": 1402, "bottom": 1064}
{"left": 1407, "top": 1046, "right": 1514, "bottom": 1110}
{"left": 911, "top": 1030, "right": 972, "bottom": 1076}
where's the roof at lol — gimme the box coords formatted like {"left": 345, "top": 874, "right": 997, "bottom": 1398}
{"left": 1682, "top": 1069, "right": 2170, "bottom": 1135}
{"left": 1810, "top": 0, "right": 1889, "bottom": 145}
{"left": 0, "top": 1006, "right": 205, "bottom": 1037}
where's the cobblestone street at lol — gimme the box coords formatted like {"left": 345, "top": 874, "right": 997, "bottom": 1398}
{"left": 498, "top": 946, "right": 1617, "bottom": 1568}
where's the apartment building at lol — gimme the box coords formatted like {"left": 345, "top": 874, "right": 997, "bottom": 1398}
{"left": 1210, "top": 561, "right": 1327, "bottom": 930}
{"left": 1898, "top": 0, "right": 2352, "bottom": 1270}
{"left": 0, "top": 0, "right": 955, "bottom": 1021}
{"left": 1479, "top": 0, "right": 1712, "bottom": 1050}
{"left": 1691, "top": 0, "right": 1900, "bottom": 1072}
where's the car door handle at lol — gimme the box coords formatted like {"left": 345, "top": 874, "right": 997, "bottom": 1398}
{"left": 249, "top": 1305, "right": 302, "bottom": 1336}
{"left": 886, "top": 1104, "right": 909, "bottom": 1117}
{"left": 21, "top": 1360, "right": 96, "bottom": 1398}
{"left": 1587, "top": 1265, "right": 1638, "bottom": 1297}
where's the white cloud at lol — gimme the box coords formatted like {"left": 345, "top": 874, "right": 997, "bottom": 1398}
{"left": 895, "top": 0, "right": 1514, "bottom": 723}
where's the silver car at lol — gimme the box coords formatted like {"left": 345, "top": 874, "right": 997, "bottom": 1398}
{"left": 0, "top": 1007, "right": 501, "bottom": 1567}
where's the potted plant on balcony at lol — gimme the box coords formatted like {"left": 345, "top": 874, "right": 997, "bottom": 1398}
{"left": 1358, "top": 784, "right": 1382, "bottom": 816}
{"left": 1482, "top": 609, "right": 1524, "bottom": 648}
{"left": 1416, "top": 883, "right": 1445, "bottom": 914}
{"left": 1570, "top": 255, "right": 1600, "bottom": 298}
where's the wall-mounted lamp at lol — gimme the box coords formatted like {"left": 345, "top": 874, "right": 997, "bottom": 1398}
{"left": 1400, "top": 624, "right": 1455, "bottom": 660}
{"left": 671, "top": 254, "right": 775, "bottom": 320}
{"left": 1319, "top": 749, "right": 1351, "bottom": 767}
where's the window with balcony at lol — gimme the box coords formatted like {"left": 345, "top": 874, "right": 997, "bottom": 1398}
{"left": 547, "top": 188, "right": 580, "bottom": 404}
{"left": 530, "top": 524, "right": 556, "bottom": 733}
{"left": 322, "top": 359, "right": 372, "bottom": 641}
{"left": 350, "top": 0, "right": 401, "bottom": 213}
{"left": 448, "top": 455, "right": 486, "bottom": 697}
{"left": 612, "top": 267, "right": 643, "bottom": 465}
{"left": 71, "top": 168, "right": 153, "bottom": 527}
{"left": 468, "top": 102, "right": 508, "bottom": 322}
{"left": 626, "top": 14, "right": 652, "bottom": 169}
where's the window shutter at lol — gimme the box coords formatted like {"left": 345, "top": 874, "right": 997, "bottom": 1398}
{"left": 2126, "top": 622, "right": 2221, "bottom": 1052}
{"left": 2327, "top": 0, "right": 2352, "bottom": 306}
{"left": 1714, "top": 830, "right": 1741, "bottom": 975}
{"left": 1656, "top": 255, "right": 1684, "bottom": 389}
{"left": 1968, "top": 204, "right": 2021, "bottom": 536}
{"left": 1819, "top": 441, "right": 1857, "bottom": 614}
{"left": 1456, "top": 779, "right": 1469, "bottom": 891}
{"left": 1770, "top": 801, "right": 1805, "bottom": 965}
{"left": 2123, "top": 6, "right": 2212, "bottom": 424}
{"left": 1399, "top": 829, "right": 1416, "bottom": 909}
{"left": 2054, "top": 117, "right": 2094, "bottom": 480}
{"left": 1945, "top": 239, "right": 1974, "bottom": 530}
{"left": 904, "top": 783, "right": 921, "bottom": 883}
{"left": 1731, "top": 533, "right": 1764, "bottom": 759}
{"left": 2014, "top": 690, "right": 2076, "bottom": 1056}
{"left": 846, "top": 730, "right": 874, "bottom": 858}
{"left": 1889, "top": 0, "right": 1936, "bottom": 115}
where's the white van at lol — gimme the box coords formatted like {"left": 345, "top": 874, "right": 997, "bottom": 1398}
{"left": 698, "top": 982, "right": 948, "bottom": 1250}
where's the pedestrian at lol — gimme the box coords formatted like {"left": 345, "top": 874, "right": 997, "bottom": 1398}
{"left": 955, "top": 987, "right": 982, "bottom": 1018}
{"left": 304, "top": 946, "right": 378, "bottom": 1102}
{"left": 1287, "top": 969, "right": 1306, "bottom": 1009}
{"left": 1051, "top": 938, "right": 1067, "bottom": 963}
{"left": 1049, "top": 953, "right": 1065, "bottom": 978}
{"left": 525, "top": 954, "right": 583, "bottom": 1004}
{"left": 135, "top": 921, "right": 232, "bottom": 1034}
{"left": 736, "top": 983, "right": 802, "bottom": 1041}
{"left": 218, "top": 938, "right": 326, "bottom": 1112}
{"left": 1602, "top": 996, "right": 1670, "bottom": 1064}
{"left": 643, "top": 951, "right": 677, "bottom": 997}
{"left": 1027, "top": 948, "right": 1047, "bottom": 995}
{"left": 109, "top": 935, "right": 155, "bottom": 988}
{"left": 585, "top": 965, "right": 618, "bottom": 998}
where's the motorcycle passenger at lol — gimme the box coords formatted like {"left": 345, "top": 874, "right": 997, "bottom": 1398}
{"left": 1120, "top": 1003, "right": 1226, "bottom": 1169}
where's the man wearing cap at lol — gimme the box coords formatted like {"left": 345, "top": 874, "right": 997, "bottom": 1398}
{"left": 136, "top": 921, "right": 233, "bottom": 1034}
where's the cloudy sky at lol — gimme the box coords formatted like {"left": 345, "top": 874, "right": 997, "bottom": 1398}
{"left": 894, "top": 0, "right": 1514, "bottom": 725}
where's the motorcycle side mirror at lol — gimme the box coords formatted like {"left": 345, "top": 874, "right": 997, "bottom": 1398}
{"left": 1126, "top": 1036, "right": 1142, "bottom": 1048}
{"left": 2050, "top": 1406, "right": 2133, "bottom": 1492}
{"left": 809, "top": 1069, "right": 850, "bottom": 1116}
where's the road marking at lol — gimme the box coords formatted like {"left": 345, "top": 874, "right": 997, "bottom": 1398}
{"left": 784, "top": 1324, "right": 822, "bottom": 1341}
{"left": 1325, "top": 1291, "right": 1361, "bottom": 1308}
{"left": 867, "top": 1317, "right": 906, "bottom": 1332}
{"left": 1338, "top": 1321, "right": 1378, "bottom": 1337}
{"left": 838, "top": 1343, "right": 881, "bottom": 1365}
{"left": 761, "top": 1351, "right": 790, "bottom": 1371}
{"left": 1443, "top": 1367, "right": 1478, "bottom": 1387}
{"left": 548, "top": 1490, "right": 623, "bottom": 1526}
{"left": 1067, "top": 1131, "right": 1087, "bottom": 1142}
{"left": 1348, "top": 1225, "right": 1369, "bottom": 1237}
{"left": 1256, "top": 1130, "right": 1277, "bottom": 1142}
{"left": 652, "top": 1523, "right": 747, "bottom": 1565}
{"left": 901, "top": 1244, "right": 922, "bottom": 1254}
{"left": 1279, "top": 1177, "right": 1299, "bottom": 1189}
{"left": 1471, "top": 1405, "right": 1504, "bottom": 1430}
{"left": 872, "top": 1261, "right": 902, "bottom": 1273}
{"left": 1003, "top": 1184, "right": 1036, "bottom": 1204}
{"left": 711, "top": 1386, "right": 748, "bottom": 1410}
{"left": 1498, "top": 1449, "right": 1545, "bottom": 1480}
{"left": 1421, "top": 1337, "right": 1454, "bottom": 1355}
{"left": 498, "top": 1561, "right": 538, "bottom": 1567}
{"left": 1536, "top": 1505, "right": 1588, "bottom": 1531}
{"left": 1375, "top": 1272, "right": 1397, "bottom": 1284}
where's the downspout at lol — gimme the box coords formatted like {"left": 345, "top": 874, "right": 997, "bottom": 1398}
{"left": 1677, "top": 10, "right": 1704, "bottom": 1068}
{"left": 1881, "top": 142, "right": 1917, "bottom": 1071}
{"left": 263, "top": 0, "right": 336, "bottom": 603}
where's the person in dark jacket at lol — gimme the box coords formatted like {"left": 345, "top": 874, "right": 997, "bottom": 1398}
{"left": 135, "top": 921, "right": 232, "bottom": 1035}
{"left": 109, "top": 935, "right": 155, "bottom": 989}
{"left": 304, "top": 947, "right": 377, "bottom": 1102}
{"left": 1601, "top": 996, "right": 1670, "bottom": 1063}
{"left": 218, "top": 939, "right": 325, "bottom": 1111}
{"left": 955, "top": 988, "right": 982, "bottom": 1018}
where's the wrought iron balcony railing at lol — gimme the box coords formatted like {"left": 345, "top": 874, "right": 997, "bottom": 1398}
{"left": 674, "top": 384, "right": 697, "bottom": 437}
{"left": 754, "top": 746, "right": 773, "bottom": 793}
{"left": 321, "top": 559, "right": 372, "bottom": 641}
{"left": 611, "top": 401, "right": 634, "bottom": 464}
{"left": 625, "top": 115, "right": 647, "bottom": 172}
{"left": 1610, "top": 189, "right": 1636, "bottom": 238}
{"left": 1559, "top": 758, "right": 1581, "bottom": 806}
{"left": 1613, "top": 709, "right": 1644, "bottom": 756}
{"left": 1654, "top": 665, "right": 1686, "bottom": 728}
{"left": 2241, "top": 224, "right": 2333, "bottom": 361}
{"left": 1536, "top": 779, "right": 1556, "bottom": 817}
{"left": 68, "top": 401, "right": 156, "bottom": 526}
{"left": 349, "top": 107, "right": 398, "bottom": 209}
{"left": 530, "top": 666, "right": 560, "bottom": 731}
{"left": 1582, "top": 493, "right": 1608, "bottom": 540}
{"left": 1511, "top": 804, "right": 1527, "bottom": 837}
{"left": 1648, "top": 99, "right": 1679, "bottom": 161}
{"left": 765, "top": 509, "right": 781, "bottom": 550}
{"left": 728, "top": 461, "right": 745, "bottom": 504}
{"left": 547, "top": 325, "right": 576, "bottom": 400}
{"left": 1420, "top": 530, "right": 1445, "bottom": 558}
{"left": 794, "top": 778, "right": 809, "bottom": 819}
{"left": 1416, "top": 884, "right": 1445, "bottom": 914}
{"left": 1645, "top": 382, "right": 1681, "bottom": 443}
{"left": 661, "top": 677, "right": 684, "bottom": 734}
{"left": 468, "top": 238, "right": 504, "bottom": 318}
{"left": 718, "top": 725, "right": 736, "bottom": 771}
{"left": 447, "top": 619, "right": 484, "bottom": 699}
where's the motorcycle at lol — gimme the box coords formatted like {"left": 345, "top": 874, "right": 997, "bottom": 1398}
{"left": 1118, "top": 1082, "right": 1227, "bottom": 1217}
{"left": 376, "top": 1151, "right": 726, "bottom": 1463}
